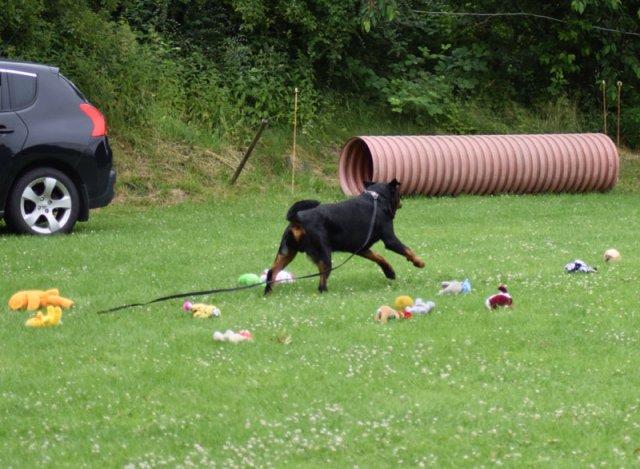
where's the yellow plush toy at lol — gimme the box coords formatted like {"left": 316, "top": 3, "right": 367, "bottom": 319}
{"left": 394, "top": 295, "right": 414, "bottom": 310}
{"left": 183, "top": 301, "right": 221, "bottom": 318}
{"left": 25, "top": 305, "right": 63, "bottom": 327}
{"left": 8, "top": 289, "right": 74, "bottom": 311}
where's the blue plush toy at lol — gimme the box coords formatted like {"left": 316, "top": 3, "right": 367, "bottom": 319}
{"left": 438, "top": 279, "right": 472, "bottom": 295}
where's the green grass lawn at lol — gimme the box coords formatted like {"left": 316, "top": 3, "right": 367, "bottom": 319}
{"left": 1, "top": 185, "right": 639, "bottom": 467}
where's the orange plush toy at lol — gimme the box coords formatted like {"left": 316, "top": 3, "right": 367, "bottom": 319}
{"left": 8, "top": 289, "right": 74, "bottom": 311}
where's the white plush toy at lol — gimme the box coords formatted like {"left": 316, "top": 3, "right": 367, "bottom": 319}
{"left": 213, "top": 329, "right": 253, "bottom": 343}
{"left": 405, "top": 298, "right": 436, "bottom": 315}
{"left": 260, "top": 269, "right": 295, "bottom": 283}
{"left": 565, "top": 260, "right": 597, "bottom": 273}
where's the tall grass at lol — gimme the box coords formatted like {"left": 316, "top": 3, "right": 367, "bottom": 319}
{"left": 111, "top": 92, "right": 609, "bottom": 207}
{"left": 1, "top": 183, "right": 639, "bottom": 467}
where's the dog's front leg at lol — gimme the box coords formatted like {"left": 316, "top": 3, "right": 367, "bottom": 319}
{"left": 403, "top": 247, "right": 425, "bottom": 268}
{"left": 383, "top": 236, "right": 425, "bottom": 268}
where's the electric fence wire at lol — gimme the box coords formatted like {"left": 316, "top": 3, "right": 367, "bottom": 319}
{"left": 412, "top": 10, "right": 640, "bottom": 38}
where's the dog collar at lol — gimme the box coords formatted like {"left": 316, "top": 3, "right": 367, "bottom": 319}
{"left": 364, "top": 190, "right": 379, "bottom": 199}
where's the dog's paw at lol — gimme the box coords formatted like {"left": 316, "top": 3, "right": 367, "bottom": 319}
{"left": 414, "top": 259, "right": 425, "bottom": 268}
{"left": 382, "top": 267, "right": 396, "bottom": 279}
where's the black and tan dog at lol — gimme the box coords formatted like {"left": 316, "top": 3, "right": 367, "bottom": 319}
{"left": 264, "top": 179, "right": 425, "bottom": 294}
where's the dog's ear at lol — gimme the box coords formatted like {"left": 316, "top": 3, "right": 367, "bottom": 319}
{"left": 388, "top": 178, "right": 402, "bottom": 212}
{"left": 363, "top": 180, "right": 373, "bottom": 188}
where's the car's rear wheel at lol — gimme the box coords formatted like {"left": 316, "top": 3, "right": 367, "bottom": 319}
{"left": 6, "top": 168, "right": 80, "bottom": 235}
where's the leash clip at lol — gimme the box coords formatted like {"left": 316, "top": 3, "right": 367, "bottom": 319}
{"left": 365, "top": 190, "right": 379, "bottom": 200}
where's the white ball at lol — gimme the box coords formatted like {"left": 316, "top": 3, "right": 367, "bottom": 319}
{"left": 604, "top": 248, "right": 621, "bottom": 262}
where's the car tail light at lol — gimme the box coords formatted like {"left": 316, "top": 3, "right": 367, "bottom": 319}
{"left": 80, "top": 103, "right": 107, "bottom": 137}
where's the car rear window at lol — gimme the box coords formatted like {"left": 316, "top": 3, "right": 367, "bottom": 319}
{"left": 59, "top": 73, "right": 88, "bottom": 101}
{"left": 6, "top": 70, "right": 37, "bottom": 109}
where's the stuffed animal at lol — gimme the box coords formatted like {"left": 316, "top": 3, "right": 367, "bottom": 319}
{"left": 394, "top": 295, "right": 414, "bottom": 310}
{"left": 9, "top": 289, "right": 74, "bottom": 311}
{"left": 405, "top": 298, "right": 436, "bottom": 315}
{"left": 25, "top": 305, "right": 63, "bottom": 327}
{"left": 564, "top": 260, "right": 597, "bottom": 273}
{"left": 375, "top": 305, "right": 404, "bottom": 323}
{"left": 438, "top": 279, "right": 472, "bottom": 295}
{"left": 183, "top": 301, "right": 221, "bottom": 318}
{"left": 485, "top": 285, "right": 513, "bottom": 309}
{"left": 238, "top": 273, "right": 262, "bottom": 286}
{"left": 213, "top": 329, "right": 253, "bottom": 343}
{"left": 260, "top": 269, "right": 295, "bottom": 284}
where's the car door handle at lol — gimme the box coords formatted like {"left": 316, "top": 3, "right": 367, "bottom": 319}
{"left": 0, "top": 126, "right": 14, "bottom": 134}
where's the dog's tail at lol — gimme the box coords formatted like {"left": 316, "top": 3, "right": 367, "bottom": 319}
{"left": 286, "top": 200, "right": 320, "bottom": 222}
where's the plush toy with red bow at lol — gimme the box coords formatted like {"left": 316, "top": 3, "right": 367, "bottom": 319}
{"left": 485, "top": 285, "right": 513, "bottom": 310}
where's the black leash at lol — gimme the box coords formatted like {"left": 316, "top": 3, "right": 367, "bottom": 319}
{"left": 97, "top": 191, "right": 379, "bottom": 314}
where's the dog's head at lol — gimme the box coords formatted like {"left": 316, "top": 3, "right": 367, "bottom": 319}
{"left": 364, "top": 179, "right": 402, "bottom": 217}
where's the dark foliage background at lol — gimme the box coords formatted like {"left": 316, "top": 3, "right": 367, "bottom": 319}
{"left": 2, "top": 0, "right": 639, "bottom": 145}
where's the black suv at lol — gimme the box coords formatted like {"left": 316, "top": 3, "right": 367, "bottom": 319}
{"left": 0, "top": 60, "right": 116, "bottom": 235}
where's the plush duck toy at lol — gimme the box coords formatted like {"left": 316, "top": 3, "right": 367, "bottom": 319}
{"left": 9, "top": 289, "right": 74, "bottom": 311}
{"left": 25, "top": 305, "right": 63, "bottom": 327}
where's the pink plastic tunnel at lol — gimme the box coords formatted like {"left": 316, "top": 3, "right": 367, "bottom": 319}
{"left": 338, "top": 133, "right": 618, "bottom": 196}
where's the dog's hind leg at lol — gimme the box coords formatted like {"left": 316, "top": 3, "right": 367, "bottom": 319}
{"left": 304, "top": 242, "right": 333, "bottom": 292}
{"left": 313, "top": 254, "right": 332, "bottom": 293}
{"left": 358, "top": 249, "right": 396, "bottom": 279}
{"left": 264, "top": 225, "right": 302, "bottom": 294}
{"left": 264, "top": 251, "right": 297, "bottom": 294}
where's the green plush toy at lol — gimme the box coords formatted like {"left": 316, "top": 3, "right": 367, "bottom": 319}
{"left": 238, "top": 273, "right": 262, "bottom": 286}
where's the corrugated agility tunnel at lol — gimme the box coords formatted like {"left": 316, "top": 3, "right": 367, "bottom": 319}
{"left": 338, "top": 133, "right": 618, "bottom": 196}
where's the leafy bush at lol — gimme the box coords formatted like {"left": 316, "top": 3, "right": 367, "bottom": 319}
{"left": 217, "top": 40, "right": 319, "bottom": 129}
{"left": 618, "top": 105, "right": 640, "bottom": 148}
{"left": 4, "top": 0, "right": 640, "bottom": 152}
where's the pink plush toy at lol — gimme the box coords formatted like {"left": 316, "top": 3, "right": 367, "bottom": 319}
{"left": 485, "top": 285, "right": 513, "bottom": 309}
